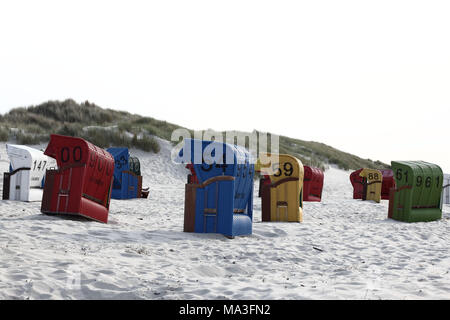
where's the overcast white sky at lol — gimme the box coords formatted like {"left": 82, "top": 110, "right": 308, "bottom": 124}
{"left": 0, "top": 0, "right": 449, "bottom": 171}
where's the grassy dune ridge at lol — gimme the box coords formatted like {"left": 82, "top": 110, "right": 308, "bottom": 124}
{"left": 0, "top": 99, "right": 389, "bottom": 171}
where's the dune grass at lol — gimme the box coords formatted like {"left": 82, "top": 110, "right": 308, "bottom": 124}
{"left": 0, "top": 99, "right": 389, "bottom": 170}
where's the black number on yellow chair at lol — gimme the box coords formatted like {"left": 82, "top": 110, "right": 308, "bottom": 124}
{"left": 284, "top": 162, "right": 293, "bottom": 177}
{"left": 273, "top": 162, "right": 293, "bottom": 177}
{"left": 273, "top": 163, "right": 282, "bottom": 177}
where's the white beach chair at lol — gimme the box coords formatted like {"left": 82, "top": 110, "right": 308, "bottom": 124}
{"left": 442, "top": 174, "right": 450, "bottom": 207}
{"left": 2, "top": 144, "right": 56, "bottom": 202}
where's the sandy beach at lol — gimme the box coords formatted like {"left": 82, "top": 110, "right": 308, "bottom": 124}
{"left": 0, "top": 139, "right": 449, "bottom": 300}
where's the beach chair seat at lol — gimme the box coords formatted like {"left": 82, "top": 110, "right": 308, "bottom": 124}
{"left": 2, "top": 144, "right": 56, "bottom": 202}
{"left": 388, "top": 161, "right": 443, "bottom": 222}
{"left": 41, "top": 134, "right": 114, "bottom": 223}
{"left": 107, "top": 148, "right": 147, "bottom": 199}
{"left": 303, "top": 166, "right": 324, "bottom": 202}
{"left": 177, "top": 139, "right": 254, "bottom": 238}
{"left": 256, "top": 153, "right": 303, "bottom": 222}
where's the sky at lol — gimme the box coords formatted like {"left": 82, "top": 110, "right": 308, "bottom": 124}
{"left": 0, "top": 0, "right": 449, "bottom": 171}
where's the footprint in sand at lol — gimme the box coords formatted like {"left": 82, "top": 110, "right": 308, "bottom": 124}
{"left": 253, "top": 228, "right": 288, "bottom": 238}
{"left": 192, "top": 265, "right": 226, "bottom": 278}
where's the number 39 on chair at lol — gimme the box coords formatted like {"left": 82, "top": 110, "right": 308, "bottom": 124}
{"left": 256, "top": 153, "right": 304, "bottom": 222}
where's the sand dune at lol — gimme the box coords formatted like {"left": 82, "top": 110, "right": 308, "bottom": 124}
{"left": 0, "top": 140, "right": 449, "bottom": 300}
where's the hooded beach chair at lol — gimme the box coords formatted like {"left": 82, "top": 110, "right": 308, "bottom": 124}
{"left": 302, "top": 166, "right": 324, "bottom": 202}
{"left": 350, "top": 168, "right": 392, "bottom": 202}
{"left": 380, "top": 169, "right": 396, "bottom": 200}
{"left": 359, "top": 168, "right": 383, "bottom": 203}
{"left": 40, "top": 134, "right": 114, "bottom": 223}
{"left": 2, "top": 144, "right": 56, "bottom": 201}
{"left": 107, "top": 148, "right": 149, "bottom": 199}
{"left": 441, "top": 174, "right": 449, "bottom": 206}
{"left": 176, "top": 139, "right": 254, "bottom": 238}
{"left": 256, "top": 153, "right": 304, "bottom": 222}
{"left": 388, "top": 161, "right": 443, "bottom": 222}
{"left": 350, "top": 169, "right": 365, "bottom": 199}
